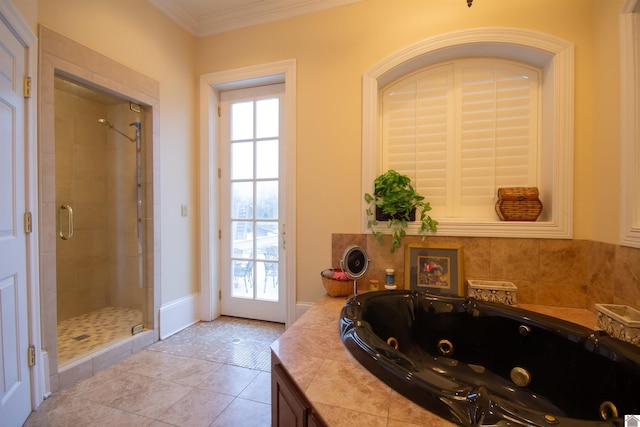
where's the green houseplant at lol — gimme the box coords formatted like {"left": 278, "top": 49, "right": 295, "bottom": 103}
{"left": 364, "top": 170, "right": 438, "bottom": 252}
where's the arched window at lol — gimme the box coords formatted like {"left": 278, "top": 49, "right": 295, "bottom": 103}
{"left": 362, "top": 28, "right": 574, "bottom": 238}
{"left": 382, "top": 58, "right": 540, "bottom": 219}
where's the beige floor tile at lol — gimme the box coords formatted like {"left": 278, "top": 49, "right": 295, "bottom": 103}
{"left": 107, "top": 377, "right": 193, "bottom": 419}
{"left": 148, "top": 421, "right": 178, "bottom": 427}
{"left": 209, "top": 398, "right": 271, "bottom": 427}
{"left": 113, "top": 349, "right": 224, "bottom": 386}
{"left": 23, "top": 393, "right": 112, "bottom": 426}
{"left": 93, "top": 408, "right": 155, "bottom": 427}
{"left": 238, "top": 371, "right": 271, "bottom": 404}
{"left": 198, "top": 364, "right": 260, "bottom": 396}
{"left": 25, "top": 316, "right": 283, "bottom": 427}
{"left": 68, "top": 369, "right": 157, "bottom": 405}
{"left": 158, "top": 388, "right": 235, "bottom": 427}
{"left": 58, "top": 366, "right": 120, "bottom": 397}
{"left": 149, "top": 317, "right": 283, "bottom": 372}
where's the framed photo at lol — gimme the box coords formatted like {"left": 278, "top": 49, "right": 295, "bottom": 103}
{"left": 404, "top": 244, "right": 464, "bottom": 296}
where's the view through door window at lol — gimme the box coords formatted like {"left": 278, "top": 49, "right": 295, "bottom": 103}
{"left": 229, "top": 96, "right": 280, "bottom": 302}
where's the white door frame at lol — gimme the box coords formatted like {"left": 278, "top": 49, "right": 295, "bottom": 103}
{"left": 199, "top": 60, "right": 297, "bottom": 328}
{"left": 0, "top": 0, "right": 46, "bottom": 410}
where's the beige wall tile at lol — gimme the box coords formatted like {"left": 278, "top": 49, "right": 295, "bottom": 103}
{"left": 540, "top": 239, "right": 589, "bottom": 285}
{"left": 538, "top": 281, "right": 588, "bottom": 308}
{"left": 332, "top": 233, "right": 640, "bottom": 311}
{"left": 490, "top": 238, "right": 539, "bottom": 281}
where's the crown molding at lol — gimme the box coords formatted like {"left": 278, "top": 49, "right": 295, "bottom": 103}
{"left": 149, "top": 0, "right": 362, "bottom": 37}
{"left": 148, "top": 0, "right": 199, "bottom": 36}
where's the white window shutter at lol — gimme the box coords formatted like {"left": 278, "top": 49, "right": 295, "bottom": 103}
{"left": 382, "top": 59, "right": 539, "bottom": 219}
{"left": 384, "top": 65, "right": 452, "bottom": 210}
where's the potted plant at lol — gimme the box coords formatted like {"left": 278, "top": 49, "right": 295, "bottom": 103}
{"left": 364, "top": 170, "right": 438, "bottom": 252}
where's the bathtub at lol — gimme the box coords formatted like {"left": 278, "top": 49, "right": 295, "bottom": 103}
{"left": 340, "top": 290, "right": 640, "bottom": 427}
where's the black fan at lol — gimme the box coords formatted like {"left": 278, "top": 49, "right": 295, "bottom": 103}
{"left": 340, "top": 245, "right": 369, "bottom": 295}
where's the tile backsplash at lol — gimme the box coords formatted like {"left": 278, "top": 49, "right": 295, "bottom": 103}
{"left": 331, "top": 234, "right": 640, "bottom": 312}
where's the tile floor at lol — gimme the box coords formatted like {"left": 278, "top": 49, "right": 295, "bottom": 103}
{"left": 57, "top": 307, "right": 143, "bottom": 366}
{"left": 25, "top": 316, "right": 285, "bottom": 427}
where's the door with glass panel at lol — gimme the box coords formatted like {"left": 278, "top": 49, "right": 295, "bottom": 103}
{"left": 220, "top": 84, "right": 285, "bottom": 322}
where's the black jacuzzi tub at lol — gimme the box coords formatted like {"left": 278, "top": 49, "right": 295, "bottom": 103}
{"left": 340, "top": 290, "right": 640, "bottom": 427}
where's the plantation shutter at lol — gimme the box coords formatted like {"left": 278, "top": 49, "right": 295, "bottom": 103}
{"left": 382, "top": 58, "right": 540, "bottom": 219}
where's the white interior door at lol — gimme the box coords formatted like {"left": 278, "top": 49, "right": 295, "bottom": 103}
{"left": 220, "top": 84, "right": 286, "bottom": 323}
{"left": 0, "top": 16, "right": 32, "bottom": 427}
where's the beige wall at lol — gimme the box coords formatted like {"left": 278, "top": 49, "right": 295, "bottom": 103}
{"left": 36, "top": 0, "right": 199, "bottom": 303}
{"left": 196, "top": 0, "right": 625, "bottom": 302}
{"left": 589, "top": 0, "right": 623, "bottom": 243}
{"left": 14, "top": 0, "right": 630, "bottom": 305}
{"left": 11, "top": 0, "right": 37, "bottom": 33}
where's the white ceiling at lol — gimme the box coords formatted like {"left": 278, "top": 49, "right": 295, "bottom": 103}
{"left": 147, "top": 0, "right": 363, "bottom": 37}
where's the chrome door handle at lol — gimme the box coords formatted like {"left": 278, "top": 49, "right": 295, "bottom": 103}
{"left": 58, "top": 204, "right": 74, "bottom": 240}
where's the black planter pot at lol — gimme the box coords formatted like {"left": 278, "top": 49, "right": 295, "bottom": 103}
{"left": 375, "top": 206, "right": 416, "bottom": 222}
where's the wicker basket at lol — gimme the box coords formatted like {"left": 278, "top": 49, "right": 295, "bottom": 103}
{"left": 495, "top": 187, "right": 543, "bottom": 221}
{"left": 321, "top": 269, "right": 353, "bottom": 297}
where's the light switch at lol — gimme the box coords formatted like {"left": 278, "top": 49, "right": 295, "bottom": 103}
{"left": 181, "top": 204, "right": 188, "bottom": 217}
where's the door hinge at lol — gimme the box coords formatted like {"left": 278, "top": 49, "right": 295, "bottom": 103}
{"left": 218, "top": 290, "right": 222, "bottom": 300}
{"left": 23, "top": 76, "right": 32, "bottom": 98}
{"left": 24, "top": 212, "right": 32, "bottom": 233}
{"left": 28, "top": 345, "right": 36, "bottom": 367}
{"left": 217, "top": 106, "right": 221, "bottom": 117}
{"left": 218, "top": 229, "right": 222, "bottom": 239}
{"left": 282, "top": 223, "right": 286, "bottom": 250}
{"left": 218, "top": 168, "right": 221, "bottom": 178}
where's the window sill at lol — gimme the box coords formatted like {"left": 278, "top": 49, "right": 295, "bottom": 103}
{"left": 363, "top": 218, "right": 572, "bottom": 240}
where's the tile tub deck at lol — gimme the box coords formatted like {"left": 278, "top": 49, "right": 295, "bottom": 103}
{"left": 270, "top": 295, "right": 596, "bottom": 427}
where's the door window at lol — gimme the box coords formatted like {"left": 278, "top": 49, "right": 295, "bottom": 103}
{"left": 221, "top": 84, "right": 285, "bottom": 321}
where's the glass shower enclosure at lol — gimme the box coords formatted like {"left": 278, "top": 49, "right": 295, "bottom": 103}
{"left": 54, "top": 76, "right": 147, "bottom": 366}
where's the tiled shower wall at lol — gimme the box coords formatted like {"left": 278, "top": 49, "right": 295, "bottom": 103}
{"left": 105, "top": 104, "right": 145, "bottom": 311}
{"left": 54, "top": 88, "right": 143, "bottom": 322}
{"left": 332, "top": 234, "right": 640, "bottom": 312}
{"left": 54, "top": 88, "right": 111, "bottom": 321}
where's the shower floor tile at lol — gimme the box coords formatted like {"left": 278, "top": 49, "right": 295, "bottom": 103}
{"left": 57, "top": 307, "right": 143, "bottom": 366}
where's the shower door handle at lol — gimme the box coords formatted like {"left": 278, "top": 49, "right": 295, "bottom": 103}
{"left": 58, "top": 204, "right": 74, "bottom": 240}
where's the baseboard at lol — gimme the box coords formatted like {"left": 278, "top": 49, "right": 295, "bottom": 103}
{"left": 41, "top": 350, "right": 51, "bottom": 398}
{"left": 159, "top": 293, "right": 200, "bottom": 339}
{"left": 160, "top": 296, "right": 313, "bottom": 337}
{"left": 295, "top": 301, "right": 314, "bottom": 322}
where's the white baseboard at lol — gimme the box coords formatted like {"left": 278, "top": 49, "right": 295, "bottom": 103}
{"left": 159, "top": 296, "right": 314, "bottom": 336}
{"left": 41, "top": 350, "right": 51, "bottom": 398}
{"left": 159, "top": 293, "right": 200, "bottom": 339}
{"left": 295, "top": 302, "right": 314, "bottom": 322}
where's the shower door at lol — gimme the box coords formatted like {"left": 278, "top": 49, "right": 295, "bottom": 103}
{"left": 54, "top": 76, "right": 146, "bottom": 365}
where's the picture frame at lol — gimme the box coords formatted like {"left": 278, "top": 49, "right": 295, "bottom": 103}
{"left": 404, "top": 244, "right": 464, "bottom": 296}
